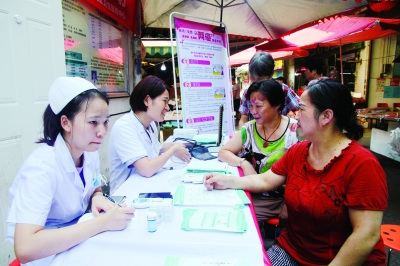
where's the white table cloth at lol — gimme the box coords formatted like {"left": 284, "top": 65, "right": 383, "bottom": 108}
{"left": 50, "top": 159, "right": 264, "bottom": 266}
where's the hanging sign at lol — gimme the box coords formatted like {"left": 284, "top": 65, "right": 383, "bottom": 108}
{"left": 174, "top": 17, "right": 233, "bottom": 136}
{"left": 82, "top": 0, "right": 139, "bottom": 34}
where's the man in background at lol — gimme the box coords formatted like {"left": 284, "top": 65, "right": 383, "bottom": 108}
{"left": 302, "top": 59, "right": 329, "bottom": 87}
{"left": 275, "top": 76, "right": 286, "bottom": 84}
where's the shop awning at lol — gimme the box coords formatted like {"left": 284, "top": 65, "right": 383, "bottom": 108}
{"left": 230, "top": 46, "right": 309, "bottom": 66}
{"left": 256, "top": 17, "right": 400, "bottom": 52}
{"left": 142, "top": 40, "right": 177, "bottom": 58}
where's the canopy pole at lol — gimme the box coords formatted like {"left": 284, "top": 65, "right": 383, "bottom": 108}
{"left": 220, "top": 0, "right": 224, "bottom": 27}
{"left": 340, "top": 38, "right": 344, "bottom": 85}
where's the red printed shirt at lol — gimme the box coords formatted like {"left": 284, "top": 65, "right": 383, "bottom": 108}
{"left": 271, "top": 140, "right": 388, "bottom": 265}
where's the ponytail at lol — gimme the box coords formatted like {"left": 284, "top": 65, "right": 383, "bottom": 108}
{"left": 307, "top": 80, "right": 364, "bottom": 141}
{"left": 37, "top": 105, "right": 63, "bottom": 146}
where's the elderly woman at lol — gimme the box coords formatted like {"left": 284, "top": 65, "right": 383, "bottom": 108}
{"left": 238, "top": 51, "right": 299, "bottom": 127}
{"left": 205, "top": 79, "right": 388, "bottom": 265}
{"left": 218, "top": 79, "right": 300, "bottom": 222}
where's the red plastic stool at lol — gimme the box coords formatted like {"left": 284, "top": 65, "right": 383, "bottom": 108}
{"left": 9, "top": 258, "right": 20, "bottom": 266}
{"left": 381, "top": 224, "right": 400, "bottom": 265}
{"left": 266, "top": 217, "right": 280, "bottom": 243}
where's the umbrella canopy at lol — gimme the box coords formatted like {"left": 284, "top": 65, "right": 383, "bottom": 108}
{"left": 140, "top": 0, "right": 368, "bottom": 40}
{"left": 230, "top": 46, "right": 309, "bottom": 66}
{"left": 256, "top": 16, "right": 400, "bottom": 51}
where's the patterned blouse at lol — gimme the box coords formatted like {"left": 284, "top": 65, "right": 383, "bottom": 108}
{"left": 238, "top": 118, "right": 300, "bottom": 198}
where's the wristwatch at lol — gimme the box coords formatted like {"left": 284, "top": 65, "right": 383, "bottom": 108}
{"left": 238, "top": 158, "right": 246, "bottom": 167}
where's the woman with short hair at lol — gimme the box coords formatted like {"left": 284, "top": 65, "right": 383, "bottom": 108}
{"left": 109, "top": 75, "right": 191, "bottom": 193}
{"left": 218, "top": 79, "right": 300, "bottom": 222}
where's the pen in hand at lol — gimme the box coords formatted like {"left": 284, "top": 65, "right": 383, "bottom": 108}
{"left": 104, "top": 193, "right": 122, "bottom": 207}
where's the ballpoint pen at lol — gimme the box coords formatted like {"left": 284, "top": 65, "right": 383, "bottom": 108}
{"left": 104, "top": 193, "right": 122, "bottom": 207}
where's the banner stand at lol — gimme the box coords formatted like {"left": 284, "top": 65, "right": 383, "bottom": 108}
{"left": 169, "top": 12, "right": 234, "bottom": 136}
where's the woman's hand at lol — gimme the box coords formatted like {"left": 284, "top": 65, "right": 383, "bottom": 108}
{"left": 241, "top": 160, "right": 257, "bottom": 176}
{"left": 203, "top": 173, "right": 232, "bottom": 190}
{"left": 91, "top": 194, "right": 115, "bottom": 216}
{"left": 172, "top": 143, "right": 191, "bottom": 163}
{"left": 100, "top": 205, "right": 136, "bottom": 231}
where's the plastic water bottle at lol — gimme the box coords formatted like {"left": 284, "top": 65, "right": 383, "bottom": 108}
{"left": 161, "top": 198, "right": 174, "bottom": 222}
{"left": 147, "top": 211, "right": 157, "bottom": 232}
{"left": 148, "top": 202, "right": 162, "bottom": 225}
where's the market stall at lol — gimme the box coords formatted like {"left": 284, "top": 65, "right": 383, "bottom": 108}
{"left": 357, "top": 107, "right": 400, "bottom": 162}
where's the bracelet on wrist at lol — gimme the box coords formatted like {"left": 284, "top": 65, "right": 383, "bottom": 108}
{"left": 238, "top": 158, "right": 246, "bottom": 167}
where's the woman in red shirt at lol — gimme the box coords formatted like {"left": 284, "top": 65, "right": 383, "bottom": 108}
{"left": 204, "top": 79, "right": 388, "bottom": 265}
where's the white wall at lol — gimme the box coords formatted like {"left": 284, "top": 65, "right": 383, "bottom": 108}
{"left": 286, "top": 58, "right": 296, "bottom": 89}
{"left": 0, "top": 0, "right": 66, "bottom": 264}
{"left": 354, "top": 41, "right": 371, "bottom": 98}
{"left": 368, "top": 35, "right": 399, "bottom": 108}
{"left": 0, "top": 1, "right": 133, "bottom": 264}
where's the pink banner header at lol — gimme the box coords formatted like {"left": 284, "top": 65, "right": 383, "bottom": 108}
{"left": 174, "top": 18, "right": 227, "bottom": 48}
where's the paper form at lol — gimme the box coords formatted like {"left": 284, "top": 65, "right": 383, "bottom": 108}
{"left": 78, "top": 212, "right": 137, "bottom": 230}
{"left": 173, "top": 184, "right": 250, "bottom": 207}
{"left": 186, "top": 160, "right": 228, "bottom": 173}
{"left": 164, "top": 256, "right": 250, "bottom": 266}
{"left": 181, "top": 208, "right": 247, "bottom": 233}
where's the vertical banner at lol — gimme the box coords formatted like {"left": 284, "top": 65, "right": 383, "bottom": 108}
{"left": 174, "top": 18, "right": 233, "bottom": 137}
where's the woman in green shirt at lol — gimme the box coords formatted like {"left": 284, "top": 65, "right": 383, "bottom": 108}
{"left": 218, "top": 79, "right": 300, "bottom": 221}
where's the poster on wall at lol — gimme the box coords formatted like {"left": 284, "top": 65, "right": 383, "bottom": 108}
{"left": 62, "top": 0, "right": 127, "bottom": 94}
{"left": 390, "top": 78, "right": 400, "bottom": 86}
{"left": 384, "top": 86, "right": 400, "bottom": 98}
{"left": 376, "top": 78, "right": 386, "bottom": 92}
{"left": 174, "top": 17, "right": 233, "bottom": 136}
{"left": 393, "top": 35, "right": 400, "bottom": 78}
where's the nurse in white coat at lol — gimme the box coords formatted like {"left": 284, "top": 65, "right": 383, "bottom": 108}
{"left": 7, "top": 77, "right": 135, "bottom": 265}
{"left": 109, "top": 75, "right": 191, "bottom": 193}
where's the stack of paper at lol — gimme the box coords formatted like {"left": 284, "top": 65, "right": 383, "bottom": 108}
{"left": 181, "top": 172, "right": 204, "bottom": 184}
{"left": 181, "top": 208, "right": 248, "bottom": 233}
{"left": 186, "top": 160, "right": 228, "bottom": 174}
{"left": 173, "top": 184, "right": 250, "bottom": 207}
{"left": 193, "top": 134, "right": 218, "bottom": 144}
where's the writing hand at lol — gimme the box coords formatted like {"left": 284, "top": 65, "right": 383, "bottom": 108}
{"left": 102, "top": 205, "right": 136, "bottom": 231}
{"left": 91, "top": 194, "right": 115, "bottom": 216}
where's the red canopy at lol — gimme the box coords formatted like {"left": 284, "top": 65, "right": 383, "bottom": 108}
{"left": 256, "top": 17, "right": 400, "bottom": 51}
{"left": 230, "top": 46, "right": 309, "bottom": 66}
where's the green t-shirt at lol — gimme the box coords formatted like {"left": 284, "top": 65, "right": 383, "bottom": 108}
{"left": 238, "top": 118, "right": 300, "bottom": 174}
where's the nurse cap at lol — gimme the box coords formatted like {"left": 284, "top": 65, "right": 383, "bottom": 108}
{"left": 49, "top": 77, "right": 97, "bottom": 115}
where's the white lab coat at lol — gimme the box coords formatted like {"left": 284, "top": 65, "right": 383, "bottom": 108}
{"left": 7, "top": 134, "right": 101, "bottom": 266}
{"left": 109, "top": 110, "right": 161, "bottom": 194}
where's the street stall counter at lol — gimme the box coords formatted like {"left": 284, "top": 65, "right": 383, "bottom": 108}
{"left": 357, "top": 107, "right": 400, "bottom": 162}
